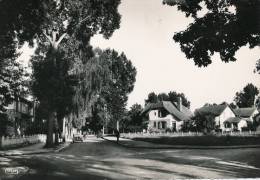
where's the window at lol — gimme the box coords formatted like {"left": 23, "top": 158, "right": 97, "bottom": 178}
{"left": 153, "top": 122, "right": 156, "bottom": 128}
{"left": 158, "top": 111, "right": 160, "bottom": 117}
{"left": 154, "top": 111, "right": 156, "bottom": 116}
{"left": 225, "top": 122, "right": 231, "bottom": 128}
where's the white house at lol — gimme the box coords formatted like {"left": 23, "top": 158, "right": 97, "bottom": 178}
{"left": 196, "top": 103, "right": 238, "bottom": 132}
{"left": 196, "top": 103, "right": 260, "bottom": 132}
{"left": 141, "top": 98, "right": 193, "bottom": 132}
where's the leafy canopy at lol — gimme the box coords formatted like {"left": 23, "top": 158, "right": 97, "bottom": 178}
{"left": 234, "top": 83, "right": 259, "bottom": 108}
{"left": 163, "top": 0, "right": 260, "bottom": 67}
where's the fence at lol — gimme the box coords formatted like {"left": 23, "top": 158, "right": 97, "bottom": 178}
{"left": 121, "top": 131, "right": 260, "bottom": 139}
{"left": 121, "top": 132, "right": 203, "bottom": 139}
{"left": 219, "top": 131, "right": 260, "bottom": 137}
{"left": 0, "top": 134, "right": 46, "bottom": 148}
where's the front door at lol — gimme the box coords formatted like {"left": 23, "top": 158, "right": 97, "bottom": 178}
{"left": 172, "top": 122, "right": 176, "bottom": 131}
{"left": 161, "top": 121, "right": 166, "bottom": 129}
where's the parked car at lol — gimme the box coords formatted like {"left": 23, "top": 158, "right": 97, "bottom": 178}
{"left": 73, "top": 134, "right": 84, "bottom": 143}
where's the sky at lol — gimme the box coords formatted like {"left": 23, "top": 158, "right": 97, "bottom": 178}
{"left": 20, "top": 0, "right": 260, "bottom": 110}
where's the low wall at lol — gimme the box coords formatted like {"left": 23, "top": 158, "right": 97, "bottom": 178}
{"left": 0, "top": 134, "right": 46, "bottom": 149}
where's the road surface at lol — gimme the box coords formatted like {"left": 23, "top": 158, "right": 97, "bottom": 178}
{"left": 1, "top": 137, "right": 260, "bottom": 179}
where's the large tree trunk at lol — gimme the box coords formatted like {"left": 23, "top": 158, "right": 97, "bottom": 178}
{"left": 46, "top": 112, "right": 55, "bottom": 148}
{"left": 54, "top": 116, "right": 60, "bottom": 145}
{"left": 54, "top": 132, "right": 59, "bottom": 145}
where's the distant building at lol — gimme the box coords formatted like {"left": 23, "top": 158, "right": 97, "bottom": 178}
{"left": 196, "top": 103, "right": 260, "bottom": 132}
{"left": 232, "top": 107, "right": 260, "bottom": 130}
{"left": 5, "top": 97, "right": 35, "bottom": 136}
{"left": 195, "top": 103, "right": 237, "bottom": 131}
{"left": 141, "top": 98, "right": 193, "bottom": 132}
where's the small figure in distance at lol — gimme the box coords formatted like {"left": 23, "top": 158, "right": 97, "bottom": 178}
{"left": 115, "top": 129, "right": 120, "bottom": 143}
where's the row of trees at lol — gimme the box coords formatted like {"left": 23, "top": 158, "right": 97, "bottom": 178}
{"left": 0, "top": 0, "right": 137, "bottom": 147}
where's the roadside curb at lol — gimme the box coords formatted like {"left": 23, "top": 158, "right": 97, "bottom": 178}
{"left": 102, "top": 137, "right": 260, "bottom": 150}
{"left": 0, "top": 142, "right": 71, "bottom": 157}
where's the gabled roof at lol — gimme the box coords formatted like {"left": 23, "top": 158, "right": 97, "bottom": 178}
{"left": 173, "top": 102, "right": 194, "bottom": 118}
{"left": 234, "top": 107, "right": 258, "bottom": 118}
{"left": 141, "top": 101, "right": 191, "bottom": 121}
{"left": 195, "top": 104, "right": 228, "bottom": 116}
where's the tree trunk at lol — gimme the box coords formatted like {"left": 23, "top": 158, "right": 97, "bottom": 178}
{"left": 55, "top": 132, "right": 59, "bottom": 145}
{"left": 46, "top": 112, "right": 55, "bottom": 148}
{"left": 54, "top": 115, "right": 60, "bottom": 145}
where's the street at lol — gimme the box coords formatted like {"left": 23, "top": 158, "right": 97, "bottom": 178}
{"left": 1, "top": 137, "right": 260, "bottom": 180}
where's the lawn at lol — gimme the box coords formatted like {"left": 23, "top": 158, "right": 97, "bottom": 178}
{"left": 131, "top": 135, "right": 260, "bottom": 146}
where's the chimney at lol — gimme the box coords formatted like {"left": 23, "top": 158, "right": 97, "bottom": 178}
{"left": 177, "top": 97, "right": 182, "bottom": 112}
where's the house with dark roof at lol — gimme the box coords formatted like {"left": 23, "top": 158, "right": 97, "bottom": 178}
{"left": 195, "top": 103, "right": 260, "bottom": 132}
{"left": 141, "top": 98, "right": 193, "bottom": 132}
{"left": 195, "top": 103, "right": 237, "bottom": 132}
{"left": 233, "top": 107, "right": 260, "bottom": 129}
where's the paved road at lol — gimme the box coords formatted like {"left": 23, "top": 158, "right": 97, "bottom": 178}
{"left": 1, "top": 137, "right": 260, "bottom": 180}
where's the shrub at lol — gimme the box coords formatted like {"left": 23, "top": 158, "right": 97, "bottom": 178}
{"left": 165, "top": 128, "right": 172, "bottom": 133}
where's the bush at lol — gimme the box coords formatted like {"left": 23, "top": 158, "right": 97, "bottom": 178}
{"left": 124, "top": 125, "right": 143, "bottom": 133}
{"left": 165, "top": 128, "right": 172, "bottom": 133}
{"left": 148, "top": 127, "right": 160, "bottom": 133}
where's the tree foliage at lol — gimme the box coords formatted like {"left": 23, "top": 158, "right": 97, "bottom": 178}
{"left": 163, "top": 0, "right": 260, "bottom": 67}
{"left": 99, "top": 49, "right": 137, "bottom": 129}
{"left": 0, "top": 0, "right": 121, "bottom": 146}
{"left": 0, "top": 0, "right": 121, "bottom": 50}
{"left": 0, "top": 59, "right": 28, "bottom": 113}
{"left": 192, "top": 110, "right": 216, "bottom": 133}
{"left": 76, "top": 49, "right": 136, "bottom": 132}
{"left": 31, "top": 45, "right": 76, "bottom": 138}
{"left": 122, "top": 103, "right": 146, "bottom": 132}
{"left": 145, "top": 91, "right": 191, "bottom": 108}
{"left": 234, "top": 83, "right": 259, "bottom": 108}
{"left": 145, "top": 92, "right": 158, "bottom": 104}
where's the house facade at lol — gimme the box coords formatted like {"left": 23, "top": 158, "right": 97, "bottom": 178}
{"left": 142, "top": 98, "right": 193, "bottom": 132}
{"left": 5, "top": 97, "right": 35, "bottom": 136}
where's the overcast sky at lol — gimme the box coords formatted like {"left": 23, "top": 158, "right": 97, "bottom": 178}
{"left": 90, "top": 0, "right": 260, "bottom": 110}
{"left": 20, "top": 0, "right": 260, "bottom": 110}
